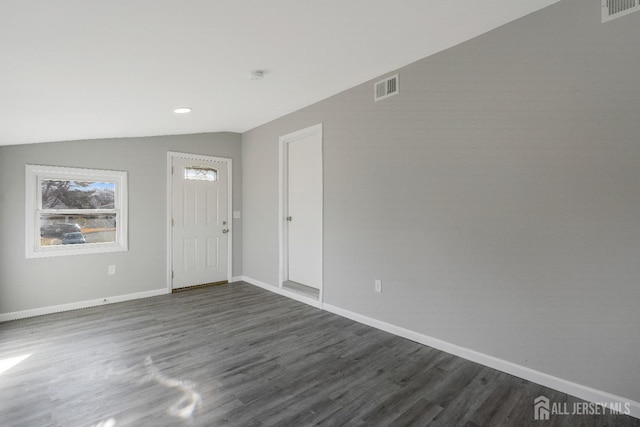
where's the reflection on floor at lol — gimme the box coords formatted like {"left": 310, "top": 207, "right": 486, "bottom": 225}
{"left": 144, "top": 356, "right": 201, "bottom": 419}
{"left": 0, "top": 353, "right": 31, "bottom": 375}
{"left": 0, "top": 282, "right": 638, "bottom": 426}
{"left": 90, "top": 418, "right": 116, "bottom": 427}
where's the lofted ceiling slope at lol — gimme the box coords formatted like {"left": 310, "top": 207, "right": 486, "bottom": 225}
{"left": 0, "top": 0, "right": 561, "bottom": 146}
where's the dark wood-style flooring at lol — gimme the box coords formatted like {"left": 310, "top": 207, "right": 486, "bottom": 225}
{"left": 0, "top": 282, "right": 638, "bottom": 426}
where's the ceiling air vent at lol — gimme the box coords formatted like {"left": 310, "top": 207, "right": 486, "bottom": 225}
{"left": 374, "top": 74, "right": 399, "bottom": 102}
{"left": 602, "top": 0, "right": 640, "bottom": 22}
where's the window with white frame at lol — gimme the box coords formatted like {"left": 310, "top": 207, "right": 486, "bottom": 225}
{"left": 25, "top": 164, "right": 128, "bottom": 258}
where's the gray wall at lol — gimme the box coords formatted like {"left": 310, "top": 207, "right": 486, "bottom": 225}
{"left": 0, "top": 132, "right": 242, "bottom": 314}
{"left": 242, "top": 0, "right": 640, "bottom": 402}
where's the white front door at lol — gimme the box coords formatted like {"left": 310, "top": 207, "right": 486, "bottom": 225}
{"left": 171, "top": 154, "right": 230, "bottom": 289}
{"left": 282, "top": 124, "right": 323, "bottom": 290}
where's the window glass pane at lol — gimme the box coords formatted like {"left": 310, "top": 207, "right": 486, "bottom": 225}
{"left": 184, "top": 166, "right": 217, "bottom": 181}
{"left": 41, "top": 180, "right": 116, "bottom": 209}
{"left": 27, "top": 164, "right": 127, "bottom": 258}
{"left": 39, "top": 213, "right": 117, "bottom": 246}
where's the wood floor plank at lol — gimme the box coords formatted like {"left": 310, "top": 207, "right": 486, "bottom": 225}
{"left": 0, "top": 282, "right": 638, "bottom": 427}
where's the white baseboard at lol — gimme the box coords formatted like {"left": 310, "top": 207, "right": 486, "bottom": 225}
{"left": 6, "top": 275, "right": 636, "bottom": 420}
{"left": 241, "top": 275, "right": 639, "bottom": 420}
{"left": 322, "top": 303, "right": 640, "bottom": 420}
{"left": 240, "top": 276, "right": 323, "bottom": 309}
{"left": 0, "top": 288, "right": 169, "bottom": 322}
{"left": 230, "top": 276, "right": 244, "bottom": 283}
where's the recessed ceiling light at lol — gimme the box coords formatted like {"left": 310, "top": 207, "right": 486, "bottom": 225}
{"left": 248, "top": 71, "right": 264, "bottom": 80}
{"left": 173, "top": 107, "right": 192, "bottom": 114}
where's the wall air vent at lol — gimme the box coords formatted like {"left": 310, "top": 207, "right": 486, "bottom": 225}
{"left": 602, "top": 0, "right": 640, "bottom": 22}
{"left": 374, "top": 74, "right": 399, "bottom": 102}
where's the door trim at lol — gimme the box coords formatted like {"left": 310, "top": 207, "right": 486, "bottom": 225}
{"left": 278, "top": 124, "right": 323, "bottom": 301}
{"left": 166, "top": 151, "right": 233, "bottom": 292}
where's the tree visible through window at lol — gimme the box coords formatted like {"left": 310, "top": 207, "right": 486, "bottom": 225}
{"left": 26, "top": 165, "right": 128, "bottom": 258}
{"left": 39, "top": 180, "right": 118, "bottom": 247}
{"left": 41, "top": 180, "right": 115, "bottom": 209}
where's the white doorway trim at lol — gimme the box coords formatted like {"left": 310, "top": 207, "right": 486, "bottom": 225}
{"left": 278, "top": 123, "right": 323, "bottom": 302}
{"left": 166, "top": 151, "right": 233, "bottom": 292}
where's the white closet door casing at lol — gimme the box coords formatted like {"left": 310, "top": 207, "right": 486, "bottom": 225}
{"left": 287, "top": 132, "right": 322, "bottom": 289}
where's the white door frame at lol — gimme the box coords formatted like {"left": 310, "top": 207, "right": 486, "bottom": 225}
{"left": 166, "top": 151, "right": 233, "bottom": 292}
{"left": 279, "top": 123, "right": 323, "bottom": 300}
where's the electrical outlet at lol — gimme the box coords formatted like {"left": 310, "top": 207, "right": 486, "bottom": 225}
{"left": 375, "top": 279, "right": 382, "bottom": 293}
{"left": 108, "top": 265, "right": 116, "bottom": 275}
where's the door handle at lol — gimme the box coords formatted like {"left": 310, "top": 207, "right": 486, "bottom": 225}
{"left": 286, "top": 216, "right": 293, "bottom": 222}
{"left": 222, "top": 229, "right": 229, "bottom": 234}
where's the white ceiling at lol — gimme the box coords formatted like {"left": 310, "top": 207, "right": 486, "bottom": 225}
{"left": 0, "top": 0, "right": 560, "bottom": 146}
